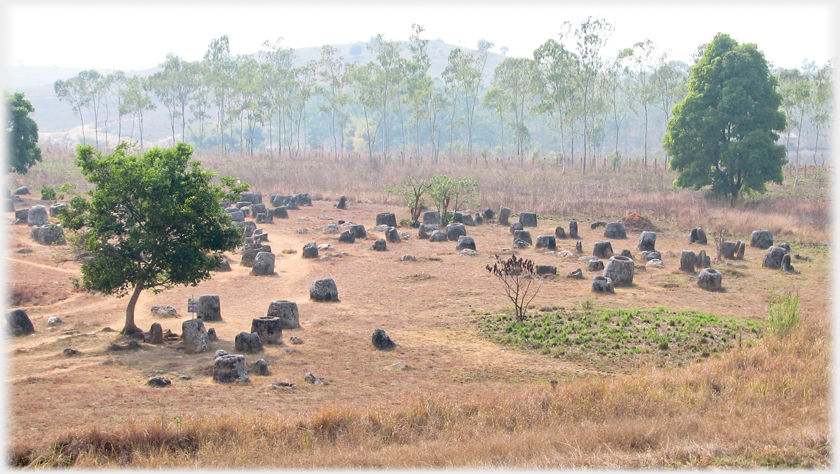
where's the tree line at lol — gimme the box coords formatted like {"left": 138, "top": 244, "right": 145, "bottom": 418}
{"left": 51, "top": 18, "right": 833, "bottom": 171}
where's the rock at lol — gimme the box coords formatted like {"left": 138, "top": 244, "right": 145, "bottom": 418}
{"left": 648, "top": 259, "right": 664, "bottom": 268}
{"left": 251, "top": 359, "right": 270, "bottom": 376}
{"left": 750, "top": 230, "right": 774, "bottom": 249}
{"left": 689, "top": 227, "right": 708, "bottom": 245}
{"left": 249, "top": 203, "right": 267, "bottom": 218}
{"left": 385, "top": 226, "right": 401, "bottom": 243}
{"left": 640, "top": 251, "right": 661, "bottom": 261}
{"left": 604, "top": 222, "right": 627, "bottom": 239}
{"left": 228, "top": 210, "right": 245, "bottom": 222}
{"left": 149, "top": 323, "right": 165, "bottom": 344}
{"left": 697, "top": 268, "right": 722, "bottom": 291}
{"left": 234, "top": 331, "right": 263, "bottom": 353}
{"left": 429, "top": 230, "right": 448, "bottom": 242}
{"left": 554, "top": 226, "right": 567, "bottom": 239}
{"left": 620, "top": 249, "right": 633, "bottom": 259}
{"left": 198, "top": 295, "right": 222, "bottom": 322}
{"left": 518, "top": 212, "right": 538, "bottom": 227}
{"left": 213, "top": 256, "right": 232, "bottom": 272}
{"left": 421, "top": 210, "right": 441, "bottom": 225}
{"left": 233, "top": 220, "right": 256, "bottom": 236}
{"left": 182, "top": 319, "right": 210, "bottom": 354}
{"left": 350, "top": 224, "right": 367, "bottom": 239}
{"left": 256, "top": 213, "right": 273, "bottom": 224}
{"left": 373, "top": 225, "right": 389, "bottom": 232}
{"left": 239, "top": 248, "right": 260, "bottom": 267}
{"left": 446, "top": 223, "right": 467, "bottom": 241}
{"left": 509, "top": 221, "right": 524, "bottom": 234}
{"left": 338, "top": 231, "right": 355, "bottom": 243}
{"left": 513, "top": 230, "right": 532, "bottom": 245}
{"left": 782, "top": 254, "right": 795, "bottom": 272}
{"left": 47, "top": 316, "right": 64, "bottom": 326}
{"left": 336, "top": 195, "right": 347, "bottom": 209}
{"left": 285, "top": 196, "right": 299, "bottom": 210}
{"left": 6, "top": 309, "right": 34, "bottom": 336}
{"left": 776, "top": 243, "right": 791, "bottom": 253}
{"left": 323, "top": 222, "right": 340, "bottom": 234}
{"left": 251, "top": 252, "right": 275, "bottom": 276}
{"left": 456, "top": 236, "right": 476, "bottom": 251}
{"left": 603, "top": 255, "right": 635, "bottom": 287}
{"left": 310, "top": 278, "right": 339, "bottom": 302}
{"left": 461, "top": 214, "right": 476, "bottom": 226}
{"left": 290, "top": 336, "right": 303, "bottom": 344}
{"left": 536, "top": 265, "right": 557, "bottom": 276}
{"left": 498, "top": 207, "right": 511, "bottom": 225}
{"left": 14, "top": 208, "right": 28, "bottom": 224}
{"left": 372, "top": 328, "right": 396, "bottom": 350}
{"left": 147, "top": 376, "right": 172, "bottom": 387}
{"left": 240, "top": 192, "right": 263, "bottom": 204}
{"left": 270, "top": 206, "right": 289, "bottom": 219}
{"left": 534, "top": 235, "right": 557, "bottom": 250}
{"left": 586, "top": 260, "right": 605, "bottom": 271}
{"left": 638, "top": 231, "right": 656, "bottom": 251}
{"left": 30, "top": 224, "right": 66, "bottom": 245}
{"left": 575, "top": 240, "right": 583, "bottom": 254}
{"left": 720, "top": 241, "right": 738, "bottom": 259}
{"left": 513, "top": 239, "right": 530, "bottom": 249}
{"left": 302, "top": 242, "right": 319, "bottom": 258}
{"left": 267, "top": 300, "right": 300, "bottom": 329}
{"left": 213, "top": 354, "right": 250, "bottom": 384}
{"left": 567, "top": 268, "right": 584, "bottom": 279}
{"left": 735, "top": 241, "right": 746, "bottom": 260}
{"left": 591, "top": 221, "right": 607, "bottom": 229}
{"left": 207, "top": 328, "right": 218, "bottom": 341}
{"left": 483, "top": 208, "right": 495, "bottom": 221}
{"left": 372, "top": 238, "right": 387, "bottom": 251}
{"left": 418, "top": 224, "right": 439, "bottom": 239}
{"left": 376, "top": 212, "right": 397, "bottom": 228}
{"left": 680, "top": 251, "right": 697, "bottom": 272}
{"left": 296, "top": 193, "right": 312, "bottom": 206}
{"left": 400, "top": 254, "right": 417, "bottom": 262}
{"left": 49, "top": 203, "right": 67, "bottom": 217}
{"left": 696, "top": 249, "right": 711, "bottom": 269}
{"left": 215, "top": 349, "right": 229, "bottom": 358}
{"left": 762, "top": 246, "right": 787, "bottom": 270}
{"left": 250, "top": 317, "right": 284, "bottom": 345}
{"left": 13, "top": 186, "right": 29, "bottom": 195}
{"left": 593, "top": 241, "right": 614, "bottom": 259}
{"left": 304, "top": 371, "right": 327, "bottom": 385}
{"left": 591, "top": 276, "right": 614, "bottom": 293}
{"left": 63, "top": 348, "right": 78, "bottom": 357}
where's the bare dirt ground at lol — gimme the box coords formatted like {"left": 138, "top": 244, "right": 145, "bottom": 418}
{"left": 5, "top": 196, "right": 828, "bottom": 451}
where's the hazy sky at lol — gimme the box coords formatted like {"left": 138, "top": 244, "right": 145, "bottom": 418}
{"left": 3, "top": 0, "right": 837, "bottom": 72}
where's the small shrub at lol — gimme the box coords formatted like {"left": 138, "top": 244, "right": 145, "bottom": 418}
{"left": 486, "top": 255, "right": 540, "bottom": 322}
{"left": 766, "top": 291, "right": 800, "bottom": 338}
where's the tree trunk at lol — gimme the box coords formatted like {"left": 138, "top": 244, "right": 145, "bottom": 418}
{"left": 122, "top": 281, "right": 144, "bottom": 335}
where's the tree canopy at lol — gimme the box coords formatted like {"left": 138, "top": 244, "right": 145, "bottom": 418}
{"left": 59, "top": 142, "right": 244, "bottom": 334}
{"left": 6, "top": 91, "right": 43, "bottom": 174}
{"left": 663, "top": 33, "right": 787, "bottom": 202}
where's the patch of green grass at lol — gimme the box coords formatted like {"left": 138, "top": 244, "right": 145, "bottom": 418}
{"left": 479, "top": 306, "right": 763, "bottom": 371}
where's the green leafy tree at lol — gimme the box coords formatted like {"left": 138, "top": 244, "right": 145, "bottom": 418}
{"left": 664, "top": 33, "right": 787, "bottom": 204}
{"left": 386, "top": 175, "right": 430, "bottom": 222}
{"left": 6, "top": 91, "right": 43, "bottom": 174}
{"left": 427, "top": 174, "right": 478, "bottom": 226}
{"left": 58, "top": 142, "right": 244, "bottom": 335}
{"left": 491, "top": 57, "right": 539, "bottom": 165}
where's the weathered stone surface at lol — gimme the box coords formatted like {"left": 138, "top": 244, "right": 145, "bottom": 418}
{"left": 567, "top": 268, "right": 584, "bottom": 279}
{"left": 620, "top": 249, "right": 633, "bottom": 259}
{"left": 680, "top": 251, "right": 697, "bottom": 272}
{"left": 534, "top": 235, "right": 557, "bottom": 250}
{"left": 750, "top": 230, "right": 774, "bottom": 249}
{"left": 198, "top": 295, "right": 222, "bottom": 322}
{"left": 323, "top": 222, "right": 341, "bottom": 234}
{"left": 429, "top": 231, "right": 448, "bottom": 242}
{"left": 696, "top": 250, "right": 711, "bottom": 269}
{"left": 446, "top": 223, "right": 467, "bottom": 241}
{"left": 207, "top": 328, "right": 218, "bottom": 341}
{"left": 593, "top": 241, "right": 614, "bottom": 259}
{"left": 372, "top": 328, "right": 396, "bottom": 350}
{"left": 240, "top": 248, "right": 259, "bottom": 267}
{"left": 513, "top": 239, "right": 530, "bottom": 249}
{"left": 385, "top": 226, "right": 401, "bottom": 243}
{"left": 455, "top": 236, "right": 476, "bottom": 251}
{"left": 13, "top": 186, "right": 29, "bottom": 195}
{"left": 285, "top": 196, "right": 299, "bottom": 210}
{"left": 518, "top": 212, "right": 538, "bottom": 227}
{"left": 604, "top": 222, "right": 627, "bottom": 239}
{"left": 513, "top": 230, "right": 532, "bottom": 245}
{"left": 251, "top": 316, "right": 284, "bottom": 345}
{"left": 213, "top": 256, "right": 232, "bottom": 272}
{"left": 256, "top": 213, "right": 273, "bottom": 224}
{"left": 213, "top": 354, "right": 250, "bottom": 384}
{"left": 270, "top": 206, "right": 289, "bottom": 219}
{"left": 638, "top": 232, "right": 656, "bottom": 251}
{"left": 401, "top": 254, "right": 416, "bottom": 261}
{"left": 251, "top": 359, "right": 270, "bottom": 376}
{"left": 555, "top": 226, "right": 567, "bottom": 239}
{"left": 697, "top": 268, "right": 722, "bottom": 290}
{"left": 350, "top": 224, "right": 367, "bottom": 239}
{"left": 235, "top": 331, "right": 263, "bottom": 353}
{"left": 720, "top": 241, "right": 737, "bottom": 259}
{"left": 47, "top": 316, "right": 64, "bottom": 326}
{"left": 423, "top": 210, "right": 441, "bottom": 225}
{"left": 735, "top": 241, "right": 746, "bottom": 260}
{"left": 49, "top": 203, "right": 68, "bottom": 217}
{"left": 498, "top": 206, "right": 511, "bottom": 225}
{"left": 376, "top": 212, "right": 397, "bottom": 228}
{"left": 63, "top": 348, "right": 78, "bottom": 357}
{"left": 372, "top": 238, "right": 387, "bottom": 251}
{"left": 149, "top": 323, "right": 165, "bottom": 344}
{"left": 592, "top": 276, "right": 614, "bottom": 293}
{"left": 296, "top": 193, "right": 312, "bottom": 206}
{"left": 689, "top": 227, "right": 708, "bottom": 245}
{"left": 147, "top": 376, "right": 171, "bottom": 387}
{"left": 483, "top": 208, "right": 495, "bottom": 221}
{"left": 461, "top": 214, "right": 475, "bottom": 226}
{"left": 251, "top": 252, "right": 275, "bottom": 276}
{"left": 6, "top": 309, "right": 34, "bottom": 336}
{"left": 762, "top": 246, "right": 787, "bottom": 269}
{"left": 591, "top": 221, "right": 607, "bottom": 229}
{"left": 569, "top": 220, "right": 579, "bottom": 238}
{"left": 603, "top": 255, "right": 635, "bottom": 287}
{"left": 338, "top": 231, "right": 356, "bottom": 243}
{"left": 267, "top": 300, "right": 300, "bottom": 329}
{"left": 782, "top": 254, "right": 795, "bottom": 272}
{"left": 509, "top": 221, "right": 524, "bottom": 234}
{"left": 14, "top": 208, "right": 28, "bottom": 224}
{"left": 302, "top": 242, "right": 319, "bottom": 259}
{"left": 536, "top": 265, "right": 557, "bottom": 276}
{"left": 310, "top": 278, "right": 339, "bottom": 302}
{"left": 418, "top": 224, "right": 439, "bottom": 239}
{"left": 336, "top": 195, "right": 347, "bottom": 209}
{"left": 240, "top": 192, "right": 263, "bottom": 204}
{"left": 249, "top": 203, "right": 267, "bottom": 217}
{"left": 27, "top": 206, "right": 48, "bottom": 226}
{"left": 234, "top": 220, "right": 257, "bottom": 237}
{"left": 575, "top": 240, "right": 583, "bottom": 254}
{"left": 587, "top": 260, "right": 605, "bottom": 271}
{"left": 640, "top": 251, "right": 661, "bottom": 261}
{"left": 182, "top": 319, "right": 210, "bottom": 354}
{"left": 31, "top": 224, "right": 66, "bottom": 245}
{"left": 228, "top": 210, "right": 245, "bottom": 222}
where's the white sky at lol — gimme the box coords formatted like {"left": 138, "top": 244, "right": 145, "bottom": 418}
{"left": 2, "top": 0, "right": 837, "bottom": 72}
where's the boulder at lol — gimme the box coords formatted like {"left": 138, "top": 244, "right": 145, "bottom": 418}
{"left": 372, "top": 238, "right": 387, "bottom": 251}
{"left": 255, "top": 213, "right": 273, "bottom": 224}
{"left": 147, "top": 376, "right": 172, "bottom": 387}
{"left": 182, "top": 319, "right": 210, "bottom": 354}
{"left": 249, "top": 203, "right": 267, "bottom": 218}
{"left": 620, "top": 249, "right": 633, "bottom": 259}
{"left": 267, "top": 300, "right": 300, "bottom": 329}
{"left": 603, "top": 255, "right": 635, "bottom": 287}
{"left": 27, "top": 205, "right": 48, "bottom": 226}
{"left": 593, "top": 241, "right": 614, "bottom": 259}
{"left": 591, "top": 276, "right": 615, "bottom": 293}
{"left": 207, "top": 328, "right": 218, "bottom": 341}
{"left": 750, "top": 230, "right": 774, "bottom": 249}
{"left": 604, "top": 222, "right": 627, "bottom": 239}
{"left": 296, "top": 193, "right": 312, "bottom": 206}
{"left": 6, "top": 309, "right": 34, "bottom": 336}
{"left": 14, "top": 208, "right": 28, "bottom": 224}
{"left": 31, "top": 224, "right": 66, "bottom": 245}
{"left": 567, "top": 268, "right": 584, "bottom": 279}
{"left": 680, "top": 251, "right": 697, "bottom": 272}
{"left": 251, "top": 252, "right": 275, "bottom": 276}
{"left": 586, "top": 260, "right": 605, "bottom": 271}
{"left": 782, "top": 254, "right": 795, "bottom": 272}
{"left": 513, "top": 239, "right": 530, "bottom": 249}
{"left": 323, "top": 222, "right": 341, "bottom": 234}
{"left": 591, "top": 221, "right": 607, "bottom": 229}
{"left": 638, "top": 231, "right": 656, "bottom": 251}
{"left": 302, "top": 242, "right": 319, "bottom": 259}
{"left": 518, "top": 212, "right": 538, "bottom": 227}
{"left": 575, "top": 240, "right": 583, "bottom": 254}
{"left": 240, "top": 192, "right": 263, "bottom": 204}
{"left": 213, "top": 256, "right": 232, "bottom": 272}
{"left": 336, "top": 195, "right": 347, "bottom": 209}
{"left": 762, "top": 246, "right": 787, "bottom": 270}
{"left": 735, "top": 241, "right": 746, "bottom": 260}
{"left": 285, "top": 196, "right": 299, "bottom": 210}
{"left": 251, "top": 359, "right": 270, "bottom": 376}
{"left": 720, "top": 241, "right": 738, "bottom": 259}
{"left": 310, "top": 278, "right": 339, "bottom": 302}
{"left": 554, "top": 226, "right": 567, "bottom": 239}
{"left": 240, "top": 248, "right": 260, "bottom": 267}
{"left": 536, "top": 265, "right": 557, "bottom": 276}
{"left": 513, "top": 230, "right": 532, "bottom": 246}
{"left": 401, "top": 254, "right": 416, "bottom": 261}
{"left": 228, "top": 211, "right": 245, "bottom": 222}
{"left": 13, "top": 186, "right": 29, "bottom": 195}
{"left": 350, "top": 224, "right": 367, "bottom": 239}
{"left": 423, "top": 211, "right": 441, "bottom": 225}
{"left": 271, "top": 206, "right": 289, "bottom": 219}
{"left": 385, "top": 226, "right": 401, "bottom": 243}
{"left": 483, "top": 208, "right": 495, "bottom": 221}
{"left": 49, "top": 203, "right": 68, "bottom": 217}
{"left": 455, "top": 236, "right": 476, "bottom": 251}
{"left": 640, "top": 251, "right": 661, "bottom": 261}
{"left": 534, "top": 235, "right": 556, "bottom": 250}
{"left": 461, "top": 214, "right": 476, "bottom": 226}
{"left": 372, "top": 328, "right": 396, "bottom": 350}
{"left": 148, "top": 323, "right": 165, "bottom": 344}
{"left": 569, "top": 220, "right": 579, "bottom": 238}
{"left": 198, "top": 295, "right": 222, "bottom": 322}
{"left": 338, "top": 231, "right": 356, "bottom": 243}
{"left": 697, "top": 268, "right": 723, "bottom": 291}
{"left": 429, "top": 231, "right": 448, "bottom": 242}
{"left": 213, "top": 354, "right": 250, "bottom": 384}
{"left": 376, "top": 212, "right": 397, "bottom": 228}
{"left": 509, "top": 221, "right": 524, "bottom": 234}
{"left": 498, "top": 206, "right": 511, "bottom": 225}
{"left": 47, "top": 316, "right": 64, "bottom": 326}
{"left": 689, "top": 227, "right": 708, "bottom": 245}
{"left": 418, "top": 224, "right": 439, "bottom": 239}
{"left": 235, "top": 331, "right": 263, "bottom": 353}
{"left": 251, "top": 316, "right": 285, "bottom": 344}
{"left": 446, "top": 223, "right": 467, "bottom": 241}
{"left": 696, "top": 249, "right": 711, "bottom": 269}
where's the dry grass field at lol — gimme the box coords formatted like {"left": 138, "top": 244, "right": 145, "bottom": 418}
{"left": 4, "top": 147, "right": 832, "bottom": 468}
